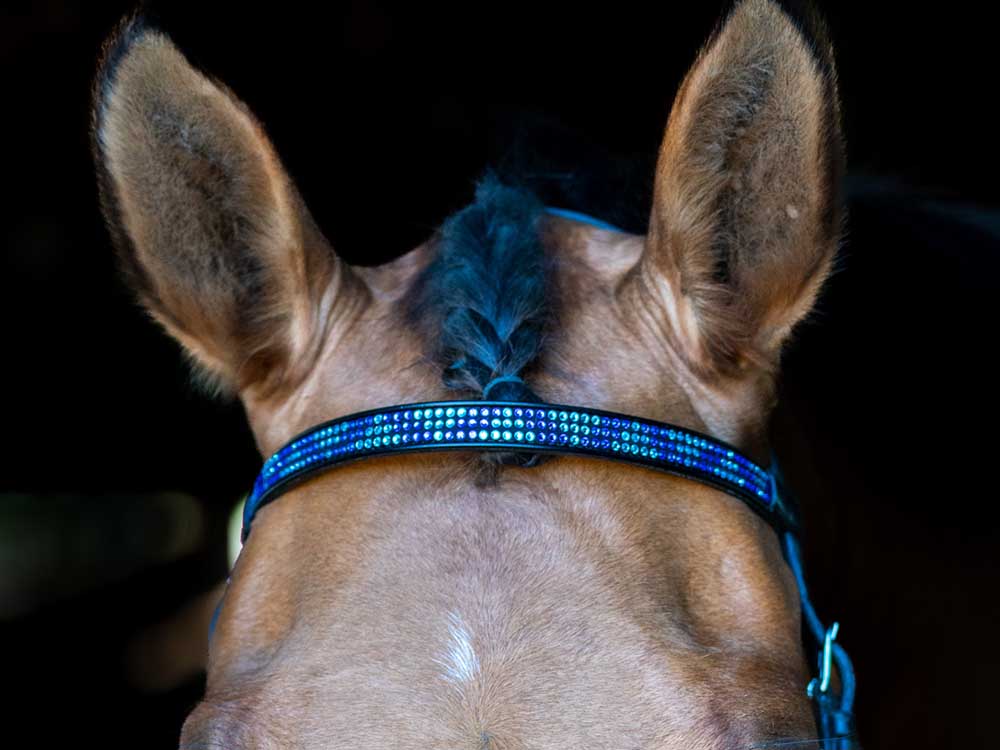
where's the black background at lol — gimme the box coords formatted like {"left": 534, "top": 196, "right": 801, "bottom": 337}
{"left": 2, "top": 1, "right": 997, "bottom": 747}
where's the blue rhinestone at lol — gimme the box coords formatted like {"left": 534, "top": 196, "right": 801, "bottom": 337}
{"left": 433, "top": 431, "right": 443, "bottom": 441}
{"left": 456, "top": 430, "right": 466, "bottom": 440}
{"left": 548, "top": 410, "right": 557, "bottom": 420}
{"left": 621, "top": 431, "right": 630, "bottom": 442}
{"left": 457, "top": 408, "right": 467, "bottom": 418}
{"left": 413, "top": 409, "right": 423, "bottom": 420}
{"left": 446, "top": 418, "right": 455, "bottom": 428}
{"left": 445, "top": 407, "right": 455, "bottom": 418}
{"left": 469, "top": 408, "right": 479, "bottom": 417}
{"left": 502, "top": 407, "right": 513, "bottom": 418}
{"left": 559, "top": 411, "right": 568, "bottom": 421}
{"left": 502, "top": 431, "right": 512, "bottom": 441}
{"left": 526, "top": 431, "right": 536, "bottom": 442}
{"left": 434, "top": 408, "right": 444, "bottom": 418}
{"left": 514, "top": 431, "right": 524, "bottom": 441}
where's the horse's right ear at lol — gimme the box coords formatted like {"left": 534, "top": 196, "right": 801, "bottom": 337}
{"left": 92, "top": 15, "right": 362, "bottom": 397}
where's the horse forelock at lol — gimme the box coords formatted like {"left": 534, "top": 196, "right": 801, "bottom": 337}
{"left": 408, "top": 171, "right": 552, "bottom": 404}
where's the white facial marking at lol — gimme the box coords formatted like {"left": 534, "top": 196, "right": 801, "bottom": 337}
{"left": 435, "top": 611, "right": 480, "bottom": 686}
{"left": 786, "top": 204, "right": 800, "bottom": 219}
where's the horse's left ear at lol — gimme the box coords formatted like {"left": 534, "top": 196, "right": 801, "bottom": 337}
{"left": 92, "top": 15, "right": 360, "bottom": 396}
{"left": 642, "top": 0, "right": 844, "bottom": 378}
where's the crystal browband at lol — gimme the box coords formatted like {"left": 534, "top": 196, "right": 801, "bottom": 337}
{"left": 243, "top": 400, "right": 784, "bottom": 540}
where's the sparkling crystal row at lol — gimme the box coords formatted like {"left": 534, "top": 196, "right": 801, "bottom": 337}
{"left": 247, "top": 403, "right": 772, "bottom": 526}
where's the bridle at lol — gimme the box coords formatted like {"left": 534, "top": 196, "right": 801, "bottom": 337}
{"left": 231, "top": 398, "right": 858, "bottom": 746}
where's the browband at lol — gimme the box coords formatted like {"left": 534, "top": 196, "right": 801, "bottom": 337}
{"left": 242, "top": 400, "right": 795, "bottom": 540}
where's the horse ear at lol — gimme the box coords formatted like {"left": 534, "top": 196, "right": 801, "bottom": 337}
{"left": 642, "top": 0, "right": 844, "bottom": 378}
{"left": 91, "top": 15, "right": 360, "bottom": 396}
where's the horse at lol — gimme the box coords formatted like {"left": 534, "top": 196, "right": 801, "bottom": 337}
{"left": 91, "top": 1, "right": 853, "bottom": 747}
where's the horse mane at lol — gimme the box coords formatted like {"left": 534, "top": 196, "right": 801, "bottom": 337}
{"left": 410, "top": 170, "right": 549, "bottom": 404}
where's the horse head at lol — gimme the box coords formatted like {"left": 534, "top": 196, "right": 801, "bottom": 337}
{"left": 92, "top": 1, "right": 847, "bottom": 746}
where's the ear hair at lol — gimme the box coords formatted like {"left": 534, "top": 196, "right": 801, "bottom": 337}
{"left": 91, "top": 13, "right": 356, "bottom": 397}
{"left": 643, "top": 0, "right": 844, "bottom": 378}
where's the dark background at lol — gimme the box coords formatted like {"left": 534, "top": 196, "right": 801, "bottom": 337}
{"left": 2, "top": 1, "right": 997, "bottom": 747}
